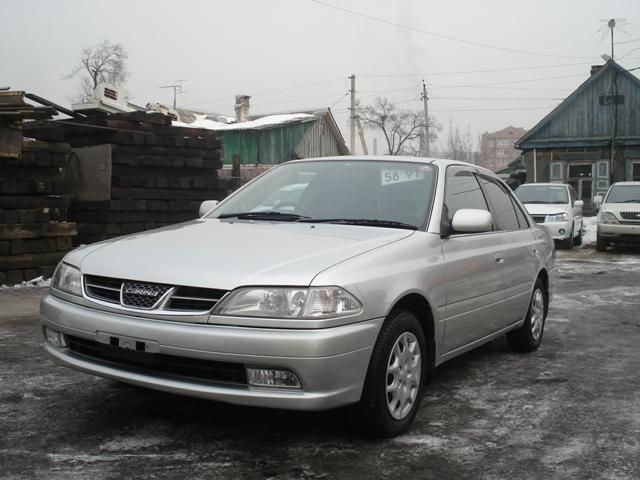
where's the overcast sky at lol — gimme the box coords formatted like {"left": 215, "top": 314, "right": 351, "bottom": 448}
{"left": 3, "top": 0, "right": 639, "bottom": 154}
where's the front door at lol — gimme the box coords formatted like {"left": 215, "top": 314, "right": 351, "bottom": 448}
{"left": 567, "top": 163, "right": 594, "bottom": 213}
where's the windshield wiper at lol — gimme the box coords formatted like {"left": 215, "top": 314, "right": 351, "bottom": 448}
{"left": 299, "top": 218, "right": 418, "bottom": 230}
{"left": 217, "top": 211, "right": 310, "bottom": 221}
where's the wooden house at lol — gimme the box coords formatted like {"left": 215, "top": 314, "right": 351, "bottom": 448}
{"left": 515, "top": 60, "right": 640, "bottom": 212}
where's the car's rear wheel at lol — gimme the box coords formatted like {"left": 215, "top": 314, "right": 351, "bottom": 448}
{"left": 358, "top": 309, "right": 425, "bottom": 438}
{"left": 506, "top": 278, "right": 547, "bottom": 353}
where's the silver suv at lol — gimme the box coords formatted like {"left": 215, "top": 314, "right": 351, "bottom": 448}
{"left": 41, "top": 157, "right": 554, "bottom": 437}
{"left": 595, "top": 182, "right": 640, "bottom": 250}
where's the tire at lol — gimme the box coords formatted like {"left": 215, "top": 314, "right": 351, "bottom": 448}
{"left": 574, "top": 226, "right": 582, "bottom": 246}
{"left": 596, "top": 234, "right": 608, "bottom": 252}
{"left": 506, "top": 278, "right": 547, "bottom": 353}
{"left": 559, "top": 228, "right": 574, "bottom": 249}
{"left": 358, "top": 309, "right": 426, "bottom": 438}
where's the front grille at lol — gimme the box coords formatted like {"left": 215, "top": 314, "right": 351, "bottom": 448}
{"left": 83, "top": 275, "right": 228, "bottom": 313}
{"left": 166, "top": 286, "right": 227, "bottom": 312}
{"left": 67, "top": 335, "right": 247, "bottom": 386}
{"left": 122, "top": 281, "right": 171, "bottom": 309}
{"left": 620, "top": 212, "right": 640, "bottom": 222}
{"left": 531, "top": 215, "right": 546, "bottom": 224}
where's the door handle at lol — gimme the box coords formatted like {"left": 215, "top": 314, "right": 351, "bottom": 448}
{"left": 494, "top": 254, "right": 505, "bottom": 264}
{"left": 532, "top": 247, "right": 538, "bottom": 256}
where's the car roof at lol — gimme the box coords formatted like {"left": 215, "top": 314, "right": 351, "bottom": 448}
{"left": 286, "top": 155, "right": 498, "bottom": 176}
{"left": 517, "top": 183, "right": 568, "bottom": 188}
{"left": 610, "top": 181, "right": 640, "bottom": 186}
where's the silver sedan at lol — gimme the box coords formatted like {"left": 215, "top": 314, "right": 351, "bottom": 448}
{"left": 41, "top": 156, "right": 555, "bottom": 438}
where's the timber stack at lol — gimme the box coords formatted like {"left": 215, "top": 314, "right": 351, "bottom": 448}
{"left": 0, "top": 91, "right": 76, "bottom": 285}
{"left": 24, "top": 111, "right": 225, "bottom": 246}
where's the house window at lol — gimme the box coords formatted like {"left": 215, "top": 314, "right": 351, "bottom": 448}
{"left": 568, "top": 164, "right": 593, "bottom": 178}
{"left": 498, "top": 139, "right": 510, "bottom": 145}
{"left": 597, "top": 161, "right": 609, "bottom": 178}
{"left": 633, "top": 163, "right": 640, "bottom": 181}
{"left": 497, "top": 149, "right": 506, "bottom": 156}
{"left": 550, "top": 162, "right": 563, "bottom": 180}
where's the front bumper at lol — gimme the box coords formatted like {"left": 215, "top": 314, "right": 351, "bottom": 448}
{"left": 540, "top": 220, "right": 572, "bottom": 240}
{"left": 598, "top": 223, "right": 640, "bottom": 243}
{"left": 40, "top": 293, "right": 383, "bottom": 411}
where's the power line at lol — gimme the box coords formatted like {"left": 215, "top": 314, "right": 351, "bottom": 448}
{"left": 358, "top": 62, "right": 593, "bottom": 78}
{"left": 310, "top": 0, "right": 594, "bottom": 60}
{"left": 181, "top": 77, "right": 345, "bottom": 108}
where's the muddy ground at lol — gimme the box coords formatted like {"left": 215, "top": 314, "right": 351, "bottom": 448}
{"left": 1, "top": 244, "right": 639, "bottom": 480}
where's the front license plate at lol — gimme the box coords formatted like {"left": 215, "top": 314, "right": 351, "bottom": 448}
{"left": 95, "top": 331, "right": 160, "bottom": 353}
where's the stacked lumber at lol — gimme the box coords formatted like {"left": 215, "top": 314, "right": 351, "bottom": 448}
{"left": 0, "top": 140, "right": 76, "bottom": 285}
{"left": 24, "top": 112, "right": 225, "bottom": 246}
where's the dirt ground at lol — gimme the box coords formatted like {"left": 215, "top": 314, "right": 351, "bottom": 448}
{"left": 1, "top": 243, "right": 639, "bottom": 480}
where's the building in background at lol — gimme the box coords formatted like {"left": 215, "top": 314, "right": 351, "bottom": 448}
{"left": 516, "top": 60, "right": 640, "bottom": 213}
{"left": 480, "top": 126, "right": 527, "bottom": 172}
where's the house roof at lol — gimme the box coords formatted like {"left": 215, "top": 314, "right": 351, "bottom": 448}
{"left": 516, "top": 60, "right": 640, "bottom": 150}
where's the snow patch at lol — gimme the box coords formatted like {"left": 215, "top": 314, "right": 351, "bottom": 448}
{"left": 1, "top": 275, "right": 51, "bottom": 289}
{"left": 173, "top": 113, "right": 316, "bottom": 131}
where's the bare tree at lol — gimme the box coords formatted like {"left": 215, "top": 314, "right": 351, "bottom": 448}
{"left": 445, "top": 120, "right": 475, "bottom": 162}
{"left": 66, "top": 40, "right": 128, "bottom": 99}
{"left": 359, "top": 97, "right": 440, "bottom": 156}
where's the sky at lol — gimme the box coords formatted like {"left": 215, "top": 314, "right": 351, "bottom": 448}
{"left": 2, "top": 0, "right": 640, "bottom": 154}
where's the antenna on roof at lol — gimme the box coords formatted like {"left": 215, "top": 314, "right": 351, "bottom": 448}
{"left": 159, "top": 79, "right": 188, "bottom": 109}
{"left": 599, "top": 18, "right": 628, "bottom": 61}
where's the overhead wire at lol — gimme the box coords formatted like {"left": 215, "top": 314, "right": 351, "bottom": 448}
{"left": 310, "top": 0, "right": 594, "bottom": 60}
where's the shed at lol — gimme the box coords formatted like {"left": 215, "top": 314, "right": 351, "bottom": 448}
{"left": 515, "top": 60, "right": 640, "bottom": 212}
{"left": 176, "top": 109, "right": 349, "bottom": 165}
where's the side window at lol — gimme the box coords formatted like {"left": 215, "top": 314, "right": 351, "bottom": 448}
{"left": 479, "top": 177, "right": 520, "bottom": 231}
{"left": 510, "top": 196, "right": 529, "bottom": 229}
{"left": 569, "top": 187, "right": 577, "bottom": 204}
{"left": 444, "top": 168, "right": 489, "bottom": 224}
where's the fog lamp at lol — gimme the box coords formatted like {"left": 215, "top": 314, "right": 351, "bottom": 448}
{"left": 559, "top": 228, "right": 566, "bottom": 235}
{"left": 246, "top": 367, "right": 302, "bottom": 389}
{"left": 44, "top": 327, "right": 67, "bottom": 348}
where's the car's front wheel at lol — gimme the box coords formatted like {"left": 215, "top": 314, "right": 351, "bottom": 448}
{"left": 506, "top": 278, "right": 547, "bottom": 353}
{"left": 359, "top": 309, "right": 425, "bottom": 438}
{"left": 596, "top": 234, "right": 608, "bottom": 251}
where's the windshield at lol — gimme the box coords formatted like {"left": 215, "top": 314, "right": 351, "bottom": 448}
{"left": 515, "top": 185, "right": 568, "bottom": 204}
{"left": 605, "top": 184, "right": 640, "bottom": 203}
{"left": 211, "top": 160, "right": 437, "bottom": 228}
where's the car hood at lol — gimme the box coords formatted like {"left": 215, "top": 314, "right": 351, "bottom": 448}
{"left": 70, "top": 219, "right": 415, "bottom": 289}
{"left": 602, "top": 202, "right": 640, "bottom": 213}
{"left": 522, "top": 203, "right": 569, "bottom": 215}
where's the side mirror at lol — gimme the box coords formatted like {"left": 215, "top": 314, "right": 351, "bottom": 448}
{"left": 574, "top": 200, "right": 584, "bottom": 207}
{"left": 592, "top": 195, "right": 603, "bottom": 212}
{"left": 199, "top": 200, "right": 219, "bottom": 217}
{"left": 451, "top": 209, "right": 494, "bottom": 234}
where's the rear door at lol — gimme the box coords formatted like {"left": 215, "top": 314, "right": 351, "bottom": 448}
{"left": 478, "top": 175, "right": 538, "bottom": 328}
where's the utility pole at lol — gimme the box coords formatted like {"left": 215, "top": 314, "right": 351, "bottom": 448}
{"left": 421, "top": 80, "right": 430, "bottom": 157}
{"left": 355, "top": 116, "right": 368, "bottom": 155}
{"left": 159, "top": 79, "right": 187, "bottom": 109}
{"left": 349, "top": 74, "right": 356, "bottom": 154}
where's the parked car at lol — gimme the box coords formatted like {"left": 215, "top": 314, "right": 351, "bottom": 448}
{"left": 41, "top": 157, "right": 555, "bottom": 438}
{"left": 514, "top": 182, "right": 583, "bottom": 249}
{"left": 595, "top": 181, "right": 640, "bottom": 251}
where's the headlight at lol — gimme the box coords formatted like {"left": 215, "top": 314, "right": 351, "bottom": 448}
{"left": 51, "top": 262, "right": 82, "bottom": 296}
{"left": 545, "top": 213, "right": 568, "bottom": 223}
{"left": 213, "top": 286, "right": 362, "bottom": 319}
{"left": 598, "top": 211, "right": 619, "bottom": 224}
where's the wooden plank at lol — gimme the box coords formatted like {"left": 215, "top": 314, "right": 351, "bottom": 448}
{"left": 111, "top": 187, "right": 223, "bottom": 200}
{"left": 0, "top": 251, "right": 66, "bottom": 270}
{"left": 71, "top": 211, "right": 194, "bottom": 223}
{"left": 0, "top": 195, "right": 70, "bottom": 209}
{"left": 0, "top": 222, "right": 77, "bottom": 240}
{"left": 111, "top": 144, "right": 221, "bottom": 159}
{"left": 0, "top": 124, "right": 22, "bottom": 158}
{"left": 0, "top": 91, "right": 26, "bottom": 106}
